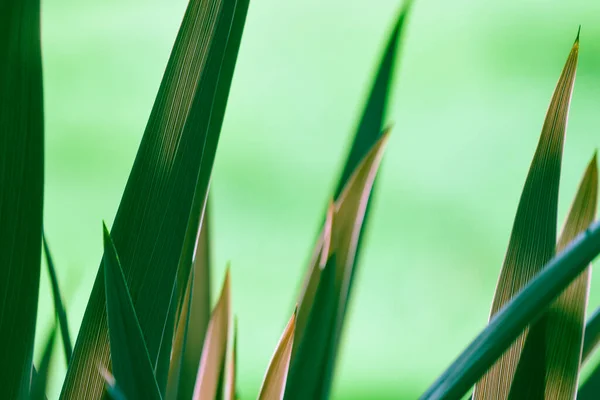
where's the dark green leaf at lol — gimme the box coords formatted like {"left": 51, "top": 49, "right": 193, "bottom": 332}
{"left": 42, "top": 235, "right": 73, "bottom": 365}
{"left": 473, "top": 32, "right": 579, "bottom": 399}
{"left": 582, "top": 307, "right": 600, "bottom": 363}
{"left": 509, "top": 153, "right": 597, "bottom": 398}
{"left": 419, "top": 219, "right": 600, "bottom": 400}
{"left": 577, "top": 360, "right": 600, "bottom": 399}
{"left": 285, "top": 256, "right": 336, "bottom": 400}
{"left": 30, "top": 326, "right": 56, "bottom": 400}
{"left": 0, "top": 0, "right": 44, "bottom": 397}
{"left": 60, "top": 0, "right": 249, "bottom": 397}
{"left": 156, "top": 280, "right": 178, "bottom": 397}
{"left": 102, "top": 224, "right": 162, "bottom": 400}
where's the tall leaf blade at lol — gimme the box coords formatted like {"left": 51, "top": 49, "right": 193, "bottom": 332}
{"left": 43, "top": 235, "right": 73, "bottom": 364}
{"left": 0, "top": 0, "right": 44, "bottom": 397}
{"left": 509, "top": 154, "right": 597, "bottom": 398}
{"left": 420, "top": 219, "right": 600, "bottom": 400}
{"left": 60, "top": 0, "right": 249, "bottom": 397}
{"left": 102, "top": 224, "right": 162, "bottom": 400}
{"left": 257, "top": 311, "right": 296, "bottom": 400}
{"left": 156, "top": 280, "right": 179, "bottom": 396}
{"left": 223, "top": 318, "right": 238, "bottom": 400}
{"left": 473, "top": 32, "right": 579, "bottom": 399}
{"left": 178, "top": 199, "right": 214, "bottom": 400}
{"left": 192, "top": 269, "right": 231, "bottom": 400}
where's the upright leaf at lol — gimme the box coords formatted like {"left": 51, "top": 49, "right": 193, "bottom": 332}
{"left": 166, "top": 268, "right": 195, "bottom": 400}
{"left": 257, "top": 311, "right": 296, "bottom": 400}
{"left": 178, "top": 200, "right": 214, "bottom": 400}
{"left": 223, "top": 318, "right": 238, "bottom": 400}
{"left": 473, "top": 32, "right": 579, "bottom": 399}
{"left": 43, "top": 235, "right": 73, "bottom": 364}
{"left": 30, "top": 326, "right": 56, "bottom": 400}
{"left": 102, "top": 224, "right": 162, "bottom": 400}
{"left": 509, "top": 153, "right": 597, "bottom": 398}
{"left": 0, "top": 0, "right": 44, "bottom": 397}
{"left": 420, "top": 219, "right": 600, "bottom": 400}
{"left": 156, "top": 280, "right": 179, "bottom": 396}
{"left": 193, "top": 269, "right": 231, "bottom": 400}
{"left": 61, "top": 0, "right": 249, "bottom": 397}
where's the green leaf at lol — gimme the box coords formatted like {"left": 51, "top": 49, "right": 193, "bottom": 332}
{"left": 473, "top": 32, "right": 579, "bottom": 400}
{"left": 102, "top": 223, "right": 162, "bottom": 400}
{"left": 60, "top": 0, "right": 249, "bottom": 397}
{"left": 419, "top": 219, "right": 600, "bottom": 400}
{"left": 577, "top": 360, "right": 600, "bottom": 399}
{"left": 582, "top": 307, "right": 600, "bottom": 363}
{"left": 257, "top": 311, "right": 296, "bottom": 400}
{"left": 178, "top": 199, "right": 214, "bottom": 400}
{"left": 42, "top": 235, "right": 73, "bottom": 365}
{"left": 509, "top": 153, "right": 597, "bottom": 398}
{"left": 0, "top": 0, "right": 44, "bottom": 397}
{"left": 285, "top": 256, "right": 336, "bottom": 400}
{"left": 156, "top": 281, "right": 178, "bottom": 397}
{"left": 166, "top": 268, "right": 195, "bottom": 400}
{"left": 30, "top": 326, "right": 56, "bottom": 400}
{"left": 331, "top": 0, "right": 412, "bottom": 321}
{"left": 192, "top": 269, "right": 231, "bottom": 400}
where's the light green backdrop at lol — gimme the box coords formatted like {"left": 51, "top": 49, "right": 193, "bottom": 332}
{"left": 37, "top": 0, "right": 600, "bottom": 398}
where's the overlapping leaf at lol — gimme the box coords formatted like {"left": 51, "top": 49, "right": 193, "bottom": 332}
{"left": 43, "top": 235, "right": 73, "bottom": 364}
{"left": 102, "top": 224, "right": 162, "bottom": 400}
{"left": 192, "top": 269, "right": 231, "bottom": 400}
{"left": 420, "top": 219, "right": 600, "bottom": 400}
{"left": 60, "top": 0, "right": 249, "bottom": 397}
{"left": 509, "top": 154, "right": 597, "bottom": 398}
{"left": 30, "top": 326, "right": 56, "bottom": 400}
{"left": 223, "top": 318, "right": 238, "bottom": 400}
{"left": 258, "top": 311, "right": 296, "bottom": 400}
{"left": 582, "top": 307, "right": 600, "bottom": 363}
{"left": 0, "top": 0, "right": 44, "bottom": 397}
{"left": 473, "top": 32, "right": 580, "bottom": 399}
{"left": 286, "top": 133, "right": 390, "bottom": 400}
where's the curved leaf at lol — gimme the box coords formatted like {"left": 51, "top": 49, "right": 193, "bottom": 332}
{"left": 473, "top": 32, "right": 579, "bottom": 399}
{"left": 0, "top": 0, "right": 44, "bottom": 397}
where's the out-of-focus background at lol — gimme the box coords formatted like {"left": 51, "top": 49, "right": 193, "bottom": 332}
{"left": 38, "top": 0, "right": 600, "bottom": 398}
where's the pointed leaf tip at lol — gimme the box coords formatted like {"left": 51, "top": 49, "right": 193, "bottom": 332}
{"left": 576, "top": 25, "right": 581, "bottom": 43}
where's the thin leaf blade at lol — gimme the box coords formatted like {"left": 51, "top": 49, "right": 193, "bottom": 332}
{"left": 473, "top": 33, "right": 580, "bottom": 399}
{"left": 192, "top": 269, "right": 231, "bottom": 400}
{"left": 30, "top": 326, "right": 56, "bottom": 400}
{"left": 102, "top": 224, "right": 162, "bottom": 400}
{"left": 0, "top": 0, "right": 44, "bottom": 397}
{"left": 257, "top": 311, "right": 296, "bottom": 400}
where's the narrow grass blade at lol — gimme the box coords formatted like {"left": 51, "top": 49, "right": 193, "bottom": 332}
{"left": 294, "top": 203, "right": 334, "bottom": 352}
{"left": 509, "top": 153, "right": 597, "bottom": 398}
{"left": 578, "top": 361, "right": 600, "bottom": 399}
{"left": 285, "top": 257, "right": 336, "bottom": 400}
{"left": 332, "top": 0, "right": 412, "bottom": 323}
{"left": 61, "top": 0, "right": 249, "bottom": 397}
{"left": 258, "top": 311, "right": 296, "bottom": 400}
{"left": 178, "top": 200, "right": 214, "bottom": 400}
{"left": 166, "top": 269, "right": 195, "bottom": 400}
{"left": 0, "top": 0, "right": 44, "bottom": 397}
{"left": 30, "top": 326, "right": 56, "bottom": 400}
{"left": 473, "top": 32, "right": 579, "bottom": 399}
{"left": 156, "top": 281, "right": 178, "bottom": 397}
{"left": 420, "top": 219, "right": 600, "bottom": 400}
{"left": 42, "top": 235, "right": 73, "bottom": 364}
{"left": 582, "top": 307, "right": 600, "bottom": 363}
{"left": 193, "top": 269, "right": 231, "bottom": 400}
{"left": 223, "top": 318, "right": 238, "bottom": 400}
{"left": 102, "top": 224, "right": 162, "bottom": 400}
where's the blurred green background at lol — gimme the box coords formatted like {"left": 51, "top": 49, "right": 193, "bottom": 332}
{"left": 36, "top": 0, "right": 600, "bottom": 398}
